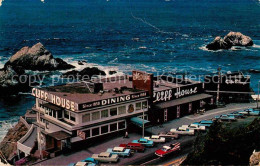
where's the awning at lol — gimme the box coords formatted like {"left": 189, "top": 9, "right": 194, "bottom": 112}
{"left": 155, "top": 93, "right": 213, "bottom": 109}
{"left": 48, "top": 131, "right": 71, "bottom": 140}
{"left": 42, "top": 103, "right": 62, "bottom": 111}
{"left": 251, "top": 95, "right": 260, "bottom": 101}
{"left": 130, "top": 117, "right": 150, "bottom": 127}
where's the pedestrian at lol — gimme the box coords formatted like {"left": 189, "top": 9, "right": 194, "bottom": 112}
{"left": 124, "top": 131, "right": 129, "bottom": 138}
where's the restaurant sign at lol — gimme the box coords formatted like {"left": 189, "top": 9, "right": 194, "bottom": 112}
{"left": 153, "top": 83, "right": 202, "bottom": 103}
{"left": 78, "top": 92, "right": 148, "bottom": 110}
{"left": 32, "top": 88, "right": 76, "bottom": 111}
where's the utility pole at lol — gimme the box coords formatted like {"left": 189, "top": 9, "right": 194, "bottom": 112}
{"left": 257, "top": 81, "right": 260, "bottom": 109}
{"left": 216, "top": 67, "right": 221, "bottom": 106}
{"left": 142, "top": 108, "right": 144, "bottom": 138}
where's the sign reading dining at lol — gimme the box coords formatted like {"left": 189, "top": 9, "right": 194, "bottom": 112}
{"left": 32, "top": 88, "right": 76, "bottom": 111}
{"left": 79, "top": 92, "right": 148, "bottom": 110}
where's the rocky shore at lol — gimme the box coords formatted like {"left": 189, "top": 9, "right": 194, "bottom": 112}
{"left": 0, "top": 121, "right": 28, "bottom": 160}
{"left": 206, "top": 32, "right": 253, "bottom": 50}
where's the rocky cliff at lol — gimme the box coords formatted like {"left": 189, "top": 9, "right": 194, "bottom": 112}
{"left": 0, "top": 121, "right": 28, "bottom": 160}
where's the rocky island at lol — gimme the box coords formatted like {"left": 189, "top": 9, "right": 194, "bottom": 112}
{"left": 206, "top": 32, "right": 254, "bottom": 50}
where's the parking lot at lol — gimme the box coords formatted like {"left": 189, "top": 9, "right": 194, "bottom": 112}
{"left": 36, "top": 102, "right": 257, "bottom": 166}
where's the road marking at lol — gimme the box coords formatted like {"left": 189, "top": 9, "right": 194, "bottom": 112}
{"left": 140, "top": 157, "right": 160, "bottom": 165}
{"left": 185, "top": 106, "right": 253, "bottom": 120}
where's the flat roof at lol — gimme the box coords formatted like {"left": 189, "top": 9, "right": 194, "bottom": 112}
{"left": 40, "top": 78, "right": 147, "bottom": 105}
{"left": 48, "top": 131, "right": 71, "bottom": 140}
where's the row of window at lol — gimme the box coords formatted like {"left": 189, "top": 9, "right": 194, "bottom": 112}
{"left": 64, "top": 110, "right": 76, "bottom": 122}
{"left": 83, "top": 121, "right": 126, "bottom": 139}
{"left": 82, "top": 101, "right": 148, "bottom": 123}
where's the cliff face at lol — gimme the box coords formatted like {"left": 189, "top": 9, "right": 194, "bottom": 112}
{"left": 0, "top": 121, "right": 28, "bottom": 160}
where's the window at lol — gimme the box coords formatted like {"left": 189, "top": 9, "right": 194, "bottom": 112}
{"left": 142, "top": 101, "right": 148, "bottom": 109}
{"left": 85, "top": 130, "right": 90, "bottom": 138}
{"left": 118, "top": 121, "right": 126, "bottom": 129}
{"left": 92, "top": 111, "right": 100, "bottom": 121}
{"left": 58, "top": 111, "right": 62, "bottom": 119}
{"left": 64, "top": 111, "right": 69, "bottom": 119}
{"left": 101, "top": 110, "right": 108, "bottom": 118}
{"left": 110, "top": 123, "right": 117, "bottom": 132}
{"left": 101, "top": 125, "right": 108, "bottom": 134}
{"left": 53, "top": 110, "right": 57, "bottom": 118}
{"left": 82, "top": 113, "right": 90, "bottom": 123}
{"left": 70, "top": 112, "right": 76, "bottom": 122}
{"left": 118, "top": 106, "right": 126, "bottom": 115}
{"left": 46, "top": 121, "right": 49, "bottom": 129}
{"left": 110, "top": 108, "right": 117, "bottom": 116}
{"left": 136, "top": 102, "right": 141, "bottom": 111}
{"left": 92, "top": 127, "right": 100, "bottom": 137}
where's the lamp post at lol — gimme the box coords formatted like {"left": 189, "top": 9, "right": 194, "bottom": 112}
{"left": 142, "top": 106, "right": 145, "bottom": 138}
{"left": 216, "top": 67, "right": 221, "bottom": 106}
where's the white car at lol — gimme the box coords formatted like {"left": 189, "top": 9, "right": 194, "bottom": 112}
{"left": 181, "top": 124, "right": 206, "bottom": 131}
{"left": 144, "top": 135, "right": 166, "bottom": 143}
{"left": 92, "top": 152, "right": 119, "bottom": 163}
{"left": 170, "top": 127, "right": 195, "bottom": 135}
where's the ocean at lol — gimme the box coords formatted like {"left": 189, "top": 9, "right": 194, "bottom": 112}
{"left": 0, "top": 0, "right": 259, "bottom": 140}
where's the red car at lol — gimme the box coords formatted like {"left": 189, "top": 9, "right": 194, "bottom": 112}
{"left": 155, "top": 142, "right": 181, "bottom": 157}
{"left": 119, "top": 143, "right": 145, "bottom": 152}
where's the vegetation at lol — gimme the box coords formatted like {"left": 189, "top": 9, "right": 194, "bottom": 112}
{"left": 183, "top": 117, "right": 260, "bottom": 165}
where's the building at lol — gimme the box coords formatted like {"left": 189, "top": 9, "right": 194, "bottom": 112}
{"left": 32, "top": 76, "right": 149, "bottom": 156}
{"left": 204, "top": 71, "right": 254, "bottom": 103}
{"left": 18, "top": 71, "right": 215, "bottom": 158}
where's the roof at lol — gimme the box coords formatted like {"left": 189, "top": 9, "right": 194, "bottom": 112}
{"left": 151, "top": 135, "right": 160, "bottom": 139}
{"left": 163, "top": 146, "right": 171, "bottom": 150}
{"left": 99, "top": 152, "right": 110, "bottom": 157}
{"left": 42, "top": 103, "right": 62, "bottom": 111}
{"left": 130, "top": 117, "right": 150, "bottom": 127}
{"left": 48, "top": 131, "right": 71, "bottom": 140}
{"left": 155, "top": 93, "right": 213, "bottom": 109}
{"left": 140, "top": 138, "right": 147, "bottom": 142}
{"left": 113, "top": 147, "right": 124, "bottom": 151}
{"left": 75, "top": 162, "right": 87, "bottom": 166}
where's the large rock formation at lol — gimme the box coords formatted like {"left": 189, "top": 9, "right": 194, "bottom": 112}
{"left": 62, "top": 67, "right": 106, "bottom": 80}
{"left": 206, "top": 32, "right": 253, "bottom": 50}
{"left": 4, "top": 43, "right": 75, "bottom": 71}
{"left": 0, "top": 121, "right": 28, "bottom": 160}
{"left": 0, "top": 66, "right": 31, "bottom": 96}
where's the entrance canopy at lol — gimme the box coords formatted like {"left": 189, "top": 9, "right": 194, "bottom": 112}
{"left": 155, "top": 93, "right": 212, "bottom": 109}
{"left": 48, "top": 131, "right": 71, "bottom": 141}
{"left": 130, "top": 117, "right": 150, "bottom": 127}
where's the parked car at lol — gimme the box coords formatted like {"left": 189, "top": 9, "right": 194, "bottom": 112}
{"left": 229, "top": 111, "right": 245, "bottom": 118}
{"left": 119, "top": 143, "right": 145, "bottom": 152}
{"left": 181, "top": 124, "right": 206, "bottom": 131}
{"left": 214, "top": 114, "right": 237, "bottom": 121}
{"left": 106, "top": 147, "right": 131, "bottom": 157}
{"left": 144, "top": 135, "right": 166, "bottom": 143}
{"left": 92, "top": 152, "right": 119, "bottom": 163}
{"left": 75, "top": 162, "right": 89, "bottom": 166}
{"left": 155, "top": 142, "right": 181, "bottom": 157}
{"left": 132, "top": 138, "right": 154, "bottom": 147}
{"left": 81, "top": 157, "right": 99, "bottom": 166}
{"left": 170, "top": 127, "right": 195, "bottom": 135}
{"left": 239, "top": 109, "right": 260, "bottom": 116}
{"left": 192, "top": 120, "right": 213, "bottom": 127}
{"left": 158, "top": 132, "right": 179, "bottom": 139}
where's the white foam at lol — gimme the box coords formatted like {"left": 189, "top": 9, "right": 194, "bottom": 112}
{"left": 0, "top": 0, "right": 4, "bottom": 7}
{"left": 253, "top": 44, "right": 260, "bottom": 49}
{"left": 0, "top": 117, "right": 18, "bottom": 142}
{"left": 199, "top": 45, "right": 223, "bottom": 52}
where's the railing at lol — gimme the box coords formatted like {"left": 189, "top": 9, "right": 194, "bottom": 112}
{"left": 17, "top": 125, "right": 35, "bottom": 156}
{"left": 19, "top": 116, "right": 30, "bottom": 129}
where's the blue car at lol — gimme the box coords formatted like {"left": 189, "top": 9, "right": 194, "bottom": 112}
{"left": 193, "top": 120, "right": 213, "bottom": 127}
{"left": 106, "top": 147, "right": 131, "bottom": 157}
{"left": 81, "top": 157, "right": 99, "bottom": 166}
{"left": 214, "top": 114, "right": 236, "bottom": 121}
{"left": 228, "top": 112, "right": 245, "bottom": 118}
{"left": 132, "top": 138, "right": 154, "bottom": 147}
{"left": 239, "top": 109, "right": 260, "bottom": 116}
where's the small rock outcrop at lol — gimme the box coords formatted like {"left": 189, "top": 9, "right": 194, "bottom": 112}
{"left": 250, "top": 150, "right": 260, "bottom": 166}
{"left": 5, "top": 43, "right": 75, "bottom": 71}
{"left": 62, "top": 67, "right": 106, "bottom": 80}
{"left": 206, "top": 32, "right": 253, "bottom": 50}
{"left": 0, "top": 121, "right": 28, "bottom": 160}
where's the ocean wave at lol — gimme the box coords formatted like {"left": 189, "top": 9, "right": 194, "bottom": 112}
{"left": 0, "top": 117, "right": 19, "bottom": 142}
{"left": 198, "top": 45, "right": 223, "bottom": 52}
{"left": 253, "top": 44, "right": 260, "bottom": 49}
{"left": 0, "top": 0, "right": 4, "bottom": 7}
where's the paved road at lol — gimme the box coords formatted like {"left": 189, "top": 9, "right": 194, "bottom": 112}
{"left": 36, "top": 102, "right": 257, "bottom": 166}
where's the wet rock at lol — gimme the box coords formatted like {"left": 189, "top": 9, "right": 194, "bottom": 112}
{"left": 5, "top": 43, "right": 75, "bottom": 71}
{"left": 62, "top": 67, "right": 106, "bottom": 80}
{"left": 206, "top": 32, "right": 253, "bottom": 50}
{"left": 109, "top": 71, "right": 117, "bottom": 75}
